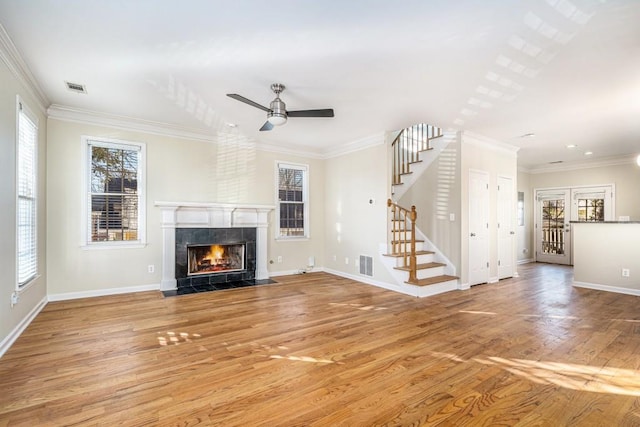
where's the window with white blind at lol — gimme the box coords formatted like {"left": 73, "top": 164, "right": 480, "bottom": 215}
{"left": 83, "top": 137, "right": 146, "bottom": 247}
{"left": 276, "top": 162, "right": 309, "bottom": 239}
{"left": 16, "top": 97, "right": 38, "bottom": 287}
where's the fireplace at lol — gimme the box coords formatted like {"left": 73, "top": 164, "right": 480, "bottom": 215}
{"left": 188, "top": 243, "right": 245, "bottom": 276}
{"left": 155, "top": 201, "right": 273, "bottom": 291}
{"left": 175, "top": 227, "right": 256, "bottom": 288}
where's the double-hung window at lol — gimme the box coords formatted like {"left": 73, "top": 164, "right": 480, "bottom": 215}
{"left": 84, "top": 137, "right": 146, "bottom": 246}
{"left": 16, "top": 97, "right": 38, "bottom": 287}
{"left": 276, "top": 162, "right": 309, "bottom": 239}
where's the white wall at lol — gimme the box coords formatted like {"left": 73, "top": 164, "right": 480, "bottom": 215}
{"left": 460, "top": 133, "right": 518, "bottom": 285}
{"left": 0, "top": 53, "right": 47, "bottom": 353}
{"left": 517, "top": 171, "right": 534, "bottom": 262}
{"left": 323, "top": 139, "right": 396, "bottom": 284}
{"left": 573, "top": 223, "right": 640, "bottom": 291}
{"left": 399, "top": 135, "right": 462, "bottom": 273}
{"left": 45, "top": 119, "right": 325, "bottom": 296}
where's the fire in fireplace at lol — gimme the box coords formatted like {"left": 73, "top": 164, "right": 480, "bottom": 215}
{"left": 187, "top": 243, "right": 245, "bottom": 276}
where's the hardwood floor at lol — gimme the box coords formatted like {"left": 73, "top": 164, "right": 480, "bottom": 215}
{"left": 2, "top": 263, "right": 640, "bottom": 426}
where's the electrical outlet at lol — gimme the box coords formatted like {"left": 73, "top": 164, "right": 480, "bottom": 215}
{"left": 622, "top": 268, "right": 630, "bottom": 277}
{"left": 10, "top": 292, "right": 18, "bottom": 306}
{"left": 345, "top": 257, "right": 349, "bottom": 265}
{"left": 148, "top": 265, "right": 155, "bottom": 273}
{"left": 333, "top": 255, "right": 337, "bottom": 262}
{"left": 277, "top": 256, "right": 283, "bottom": 263}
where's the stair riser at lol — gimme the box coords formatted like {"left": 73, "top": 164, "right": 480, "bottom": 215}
{"left": 416, "top": 266, "right": 446, "bottom": 280}
{"left": 390, "top": 242, "right": 424, "bottom": 253}
{"left": 394, "top": 253, "right": 434, "bottom": 267}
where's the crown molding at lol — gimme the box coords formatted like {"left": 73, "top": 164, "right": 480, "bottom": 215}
{"left": 462, "top": 130, "right": 520, "bottom": 157}
{"left": 0, "top": 24, "right": 49, "bottom": 113}
{"left": 322, "top": 132, "right": 385, "bottom": 159}
{"left": 524, "top": 154, "right": 638, "bottom": 174}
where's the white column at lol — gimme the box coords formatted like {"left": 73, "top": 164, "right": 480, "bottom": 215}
{"left": 160, "top": 207, "right": 177, "bottom": 291}
{"left": 255, "top": 209, "right": 271, "bottom": 280}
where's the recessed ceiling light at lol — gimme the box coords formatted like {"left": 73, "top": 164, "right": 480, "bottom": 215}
{"left": 226, "top": 123, "right": 237, "bottom": 128}
{"left": 566, "top": 144, "right": 577, "bottom": 149}
{"left": 584, "top": 151, "right": 593, "bottom": 156}
{"left": 549, "top": 160, "right": 564, "bottom": 164}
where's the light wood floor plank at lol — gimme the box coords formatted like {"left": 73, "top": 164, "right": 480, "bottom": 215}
{"left": 2, "top": 264, "right": 640, "bottom": 425}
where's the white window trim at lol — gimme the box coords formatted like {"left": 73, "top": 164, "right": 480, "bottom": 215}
{"left": 275, "top": 161, "right": 310, "bottom": 240}
{"left": 81, "top": 135, "right": 147, "bottom": 249}
{"left": 15, "top": 96, "right": 39, "bottom": 291}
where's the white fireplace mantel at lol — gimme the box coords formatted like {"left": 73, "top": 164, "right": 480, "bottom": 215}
{"left": 155, "top": 201, "right": 274, "bottom": 291}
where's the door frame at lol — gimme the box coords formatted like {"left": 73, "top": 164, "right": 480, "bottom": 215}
{"left": 468, "top": 169, "right": 490, "bottom": 286}
{"left": 497, "top": 175, "right": 515, "bottom": 279}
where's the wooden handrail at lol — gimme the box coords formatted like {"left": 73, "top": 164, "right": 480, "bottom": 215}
{"left": 391, "top": 123, "right": 443, "bottom": 187}
{"left": 387, "top": 199, "right": 418, "bottom": 284}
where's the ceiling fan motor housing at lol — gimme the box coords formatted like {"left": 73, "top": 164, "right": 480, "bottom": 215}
{"left": 268, "top": 97, "right": 287, "bottom": 125}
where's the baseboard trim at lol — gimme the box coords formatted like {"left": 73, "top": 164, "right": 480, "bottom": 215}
{"left": 48, "top": 283, "right": 161, "bottom": 302}
{"left": 322, "top": 268, "right": 414, "bottom": 296}
{"left": 573, "top": 281, "right": 640, "bottom": 297}
{"left": 517, "top": 258, "right": 534, "bottom": 265}
{"left": 0, "top": 296, "right": 47, "bottom": 358}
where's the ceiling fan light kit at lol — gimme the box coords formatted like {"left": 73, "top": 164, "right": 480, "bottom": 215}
{"left": 227, "top": 83, "right": 334, "bottom": 131}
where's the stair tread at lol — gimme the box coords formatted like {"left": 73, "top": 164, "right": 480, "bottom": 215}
{"left": 391, "top": 239, "right": 424, "bottom": 244}
{"left": 383, "top": 250, "right": 434, "bottom": 258}
{"left": 407, "top": 275, "right": 458, "bottom": 287}
{"left": 394, "top": 262, "right": 446, "bottom": 272}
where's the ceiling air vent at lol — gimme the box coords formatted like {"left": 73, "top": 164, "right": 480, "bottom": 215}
{"left": 65, "top": 81, "right": 87, "bottom": 94}
{"left": 549, "top": 160, "right": 564, "bottom": 164}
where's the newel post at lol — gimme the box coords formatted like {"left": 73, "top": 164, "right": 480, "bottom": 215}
{"left": 408, "top": 205, "right": 418, "bottom": 284}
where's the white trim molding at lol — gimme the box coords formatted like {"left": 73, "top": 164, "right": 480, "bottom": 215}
{"left": 463, "top": 130, "right": 520, "bottom": 157}
{"left": 0, "top": 296, "right": 47, "bottom": 358}
{"left": 47, "top": 284, "right": 160, "bottom": 302}
{"left": 573, "top": 281, "right": 640, "bottom": 297}
{"left": 0, "top": 24, "right": 49, "bottom": 113}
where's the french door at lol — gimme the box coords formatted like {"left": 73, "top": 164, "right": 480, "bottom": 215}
{"left": 536, "top": 190, "right": 571, "bottom": 265}
{"left": 535, "top": 185, "right": 613, "bottom": 265}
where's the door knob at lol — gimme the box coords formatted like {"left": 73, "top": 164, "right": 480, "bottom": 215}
{"left": 470, "top": 233, "right": 476, "bottom": 237}
{"left": 510, "top": 231, "right": 515, "bottom": 235}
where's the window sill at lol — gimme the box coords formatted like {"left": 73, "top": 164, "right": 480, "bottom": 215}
{"left": 81, "top": 242, "right": 147, "bottom": 250}
{"left": 275, "top": 236, "right": 310, "bottom": 242}
{"left": 17, "top": 274, "right": 41, "bottom": 294}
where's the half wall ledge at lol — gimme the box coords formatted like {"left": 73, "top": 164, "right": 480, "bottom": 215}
{"left": 154, "top": 201, "right": 274, "bottom": 291}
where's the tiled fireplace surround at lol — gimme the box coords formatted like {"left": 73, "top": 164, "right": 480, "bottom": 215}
{"left": 156, "top": 202, "right": 273, "bottom": 291}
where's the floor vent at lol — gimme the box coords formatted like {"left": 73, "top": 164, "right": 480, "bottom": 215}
{"left": 359, "top": 255, "right": 373, "bottom": 277}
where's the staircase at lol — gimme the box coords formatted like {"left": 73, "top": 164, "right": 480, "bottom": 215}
{"left": 383, "top": 123, "right": 458, "bottom": 297}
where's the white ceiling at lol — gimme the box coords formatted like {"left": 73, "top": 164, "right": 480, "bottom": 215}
{"left": 1, "top": 0, "right": 639, "bottom": 168}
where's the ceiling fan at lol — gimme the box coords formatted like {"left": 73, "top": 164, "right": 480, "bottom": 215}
{"left": 227, "top": 83, "right": 334, "bottom": 131}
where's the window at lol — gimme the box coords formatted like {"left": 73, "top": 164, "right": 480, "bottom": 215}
{"left": 16, "top": 98, "right": 38, "bottom": 286}
{"left": 276, "top": 162, "right": 308, "bottom": 238}
{"left": 576, "top": 198, "right": 604, "bottom": 222}
{"left": 84, "top": 137, "right": 145, "bottom": 246}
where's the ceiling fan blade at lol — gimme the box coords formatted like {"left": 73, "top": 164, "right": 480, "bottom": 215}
{"left": 287, "top": 109, "right": 334, "bottom": 118}
{"left": 259, "top": 121, "right": 274, "bottom": 132}
{"left": 227, "top": 94, "right": 270, "bottom": 112}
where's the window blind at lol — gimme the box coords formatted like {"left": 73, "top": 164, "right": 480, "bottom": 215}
{"left": 17, "top": 102, "right": 38, "bottom": 285}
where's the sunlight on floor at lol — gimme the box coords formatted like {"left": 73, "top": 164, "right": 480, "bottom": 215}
{"left": 270, "top": 354, "right": 342, "bottom": 364}
{"left": 330, "top": 302, "right": 388, "bottom": 311}
{"left": 479, "top": 357, "right": 640, "bottom": 397}
{"left": 157, "top": 331, "right": 201, "bottom": 346}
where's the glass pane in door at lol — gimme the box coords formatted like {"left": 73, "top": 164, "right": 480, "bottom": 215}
{"left": 542, "top": 199, "right": 565, "bottom": 255}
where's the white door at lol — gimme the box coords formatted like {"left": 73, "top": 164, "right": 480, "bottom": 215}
{"left": 469, "top": 170, "right": 489, "bottom": 286}
{"left": 497, "top": 176, "right": 515, "bottom": 279}
{"left": 535, "top": 189, "right": 571, "bottom": 265}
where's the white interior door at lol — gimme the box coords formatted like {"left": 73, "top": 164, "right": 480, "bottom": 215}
{"left": 469, "top": 170, "right": 489, "bottom": 286}
{"left": 498, "top": 176, "right": 515, "bottom": 279}
{"left": 536, "top": 189, "right": 571, "bottom": 265}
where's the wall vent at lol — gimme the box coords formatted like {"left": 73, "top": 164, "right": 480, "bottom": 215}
{"left": 359, "top": 255, "right": 373, "bottom": 277}
{"left": 65, "top": 81, "right": 87, "bottom": 94}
